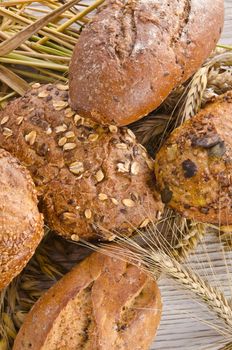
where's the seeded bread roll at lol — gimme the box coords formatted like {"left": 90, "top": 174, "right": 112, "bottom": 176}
{"left": 155, "top": 91, "right": 232, "bottom": 225}
{"left": 0, "top": 149, "right": 43, "bottom": 290}
{"left": 13, "top": 250, "right": 162, "bottom": 350}
{"left": 0, "top": 84, "right": 163, "bottom": 240}
{"left": 69, "top": 0, "right": 224, "bottom": 126}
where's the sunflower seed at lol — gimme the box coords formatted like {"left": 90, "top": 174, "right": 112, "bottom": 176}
{"left": 95, "top": 169, "right": 104, "bottom": 182}
{"left": 88, "top": 134, "right": 99, "bottom": 142}
{"left": 65, "top": 131, "right": 75, "bottom": 139}
{"left": 98, "top": 193, "right": 108, "bottom": 201}
{"left": 25, "top": 131, "right": 37, "bottom": 145}
{"left": 58, "top": 137, "right": 67, "bottom": 147}
{"left": 116, "top": 143, "right": 127, "bottom": 150}
{"left": 1, "top": 116, "right": 9, "bottom": 125}
{"left": 38, "top": 91, "right": 49, "bottom": 98}
{"left": 63, "top": 143, "right": 76, "bottom": 151}
{"left": 111, "top": 198, "right": 119, "bottom": 205}
{"left": 3, "top": 128, "right": 12, "bottom": 138}
{"left": 16, "top": 116, "right": 24, "bottom": 125}
{"left": 131, "top": 161, "right": 140, "bottom": 175}
{"left": 32, "top": 82, "right": 41, "bottom": 89}
{"left": 140, "top": 218, "right": 150, "bottom": 228}
{"left": 109, "top": 125, "right": 118, "bottom": 133}
{"left": 55, "top": 124, "right": 67, "bottom": 133}
{"left": 56, "top": 84, "right": 69, "bottom": 91}
{"left": 122, "top": 199, "right": 135, "bottom": 208}
{"left": 84, "top": 209, "right": 92, "bottom": 219}
{"left": 69, "top": 161, "right": 84, "bottom": 175}
{"left": 71, "top": 234, "right": 80, "bottom": 241}
{"left": 53, "top": 101, "right": 68, "bottom": 111}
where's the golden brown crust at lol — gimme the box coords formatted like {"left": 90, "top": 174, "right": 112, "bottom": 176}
{"left": 13, "top": 251, "right": 162, "bottom": 350}
{"left": 0, "top": 84, "right": 163, "bottom": 240}
{"left": 69, "top": 0, "right": 224, "bottom": 126}
{"left": 155, "top": 91, "right": 232, "bottom": 225}
{"left": 0, "top": 149, "right": 43, "bottom": 290}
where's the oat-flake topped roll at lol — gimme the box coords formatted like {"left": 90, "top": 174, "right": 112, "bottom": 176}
{"left": 155, "top": 91, "right": 232, "bottom": 225}
{"left": 0, "top": 149, "right": 43, "bottom": 290}
{"left": 69, "top": 0, "right": 224, "bottom": 126}
{"left": 0, "top": 84, "right": 163, "bottom": 241}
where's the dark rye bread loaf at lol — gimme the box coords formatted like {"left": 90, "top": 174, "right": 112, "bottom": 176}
{"left": 0, "top": 84, "right": 163, "bottom": 241}
{"left": 0, "top": 149, "right": 43, "bottom": 290}
{"left": 155, "top": 91, "right": 232, "bottom": 225}
{"left": 69, "top": 0, "right": 224, "bottom": 126}
{"left": 13, "top": 251, "right": 162, "bottom": 350}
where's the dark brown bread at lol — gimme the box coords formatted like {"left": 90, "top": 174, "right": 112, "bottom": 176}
{"left": 69, "top": 0, "right": 224, "bottom": 126}
{"left": 13, "top": 250, "right": 162, "bottom": 350}
{"left": 155, "top": 91, "right": 232, "bottom": 225}
{"left": 0, "top": 84, "right": 163, "bottom": 241}
{"left": 0, "top": 149, "right": 43, "bottom": 290}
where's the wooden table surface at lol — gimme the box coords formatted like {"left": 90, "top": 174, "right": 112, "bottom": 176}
{"left": 152, "top": 2, "right": 232, "bottom": 349}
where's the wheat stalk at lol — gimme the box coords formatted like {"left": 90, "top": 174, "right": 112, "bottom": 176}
{"left": 219, "top": 343, "right": 232, "bottom": 350}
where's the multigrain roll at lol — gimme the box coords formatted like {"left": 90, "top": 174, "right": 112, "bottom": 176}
{"left": 0, "top": 149, "right": 43, "bottom": 290}
{"left": 155, "top": 91, "right": 232, "bottom": 225}
{"left": 13, "top": 250, "right": 162, "bottom": 350}
{"left": 69, "top": 0, "right": 224, "bottom": 126}
{"left": 0, "top": 84, "right": 163, "bottom": 240}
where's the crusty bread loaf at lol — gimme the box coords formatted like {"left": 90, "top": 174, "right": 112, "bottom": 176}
{"left": 0, "top": 84, "right": 163, "bottom": 240}
{"left": 155, "top": 91, "right": 232, "bottom": 225}
{"left": 0, "top": 149, "right": 43, "bottom": 290}
{"left": 13, "top": 251, "right": 162, "bottom": 350}
{"left": 69, "top": 0, "right": 224, "bottom": 126}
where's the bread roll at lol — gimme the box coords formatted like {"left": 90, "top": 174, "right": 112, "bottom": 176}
{"left": 155, "top": 91, "right": 232, "bottom": 225}
{"left": 0, "top": 149, "right": 43, "bottom": 290}
{"left": 13, "top": 251, "right": 162, "bottom": 350}
{"left": 0, "top": 84, "right": 163, "bottom": 240}
{"left": 69, "top": 0, "right": 224, "bottom": 126}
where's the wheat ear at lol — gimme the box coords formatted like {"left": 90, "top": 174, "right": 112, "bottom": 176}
{"left": 95, "top": 238, "right": 232, "bottom": 330}
{"left": 219, "top": 343, "right": 232, "bottom": 350}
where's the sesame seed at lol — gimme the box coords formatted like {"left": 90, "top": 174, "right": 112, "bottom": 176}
{"left": 140, "top": 218, "right": 150, "bottom": 228}
{"left": 55, "top": 124, "right": 67, "bottom": 133}
{"left": 53, "top": 101, "right": 68, "bottom": 111}
{"left": 58, "top": 137, "right": 67, "bottom": 147}
{"left": 32, "top": 82, "right": 41, "bottom": 89}
{"left": 38, "top": 91, "right": 49, "bottom": 98}
{"left": 2, "top": 128, "right": 12, "bottom": 138}
{"left": 63, "top": 143, "right": 76, "bottom": 151}
{"left": 109, "top": 125, "right": 118, "bottom": 133}
{"left": 65, "top": 131, "right": 75, "bottom": 138}
{"left": 95, "top": 169, "right": 104, "bottom": 182}
{"left": 56, "top": 84, "right": 69, "bottom": 91}
{"left": 84, "top": 209, "right": 92, "bottom": 219}
{"left": 122, "top": 199, "right": 135, "bottom": 208}
{"left": 131, "top": 161, "right": 140, "bottom": 175}
{"left": 0, "top": 116, "right": 9, "bottom": 125}
{"left": 25, "top": 131, "right": 37, "bottom": 146}
{"left": 116, "top": 143, "right": 127, "bottom": 150}
{"left": 98, "top": 193, "right": 108, "bottom": 201}
{"left": 69, "top": 161, "right": 84, "bottom": 175}
{"left": 16, "top": 116, "right": 24, "bottom": 125}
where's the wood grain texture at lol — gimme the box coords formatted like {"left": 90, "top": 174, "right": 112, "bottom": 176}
{"left": 152, "top": 3, "right": 232, "bottom": 349}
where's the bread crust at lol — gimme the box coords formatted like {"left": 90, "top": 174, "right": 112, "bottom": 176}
{"left": 69, "top": 0, "right": 224, "bottom": 126}
{"left": 0, "top": 84, "right": 163, "bottom": 240}
{"left": 13, "top": 251, "right": 162, "bottom": 350}
{"left": 0, "top": 149, "right": 43, "bottom": 290}
{"left": 155, "top": 91, "right": 232, "bottom": 225}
